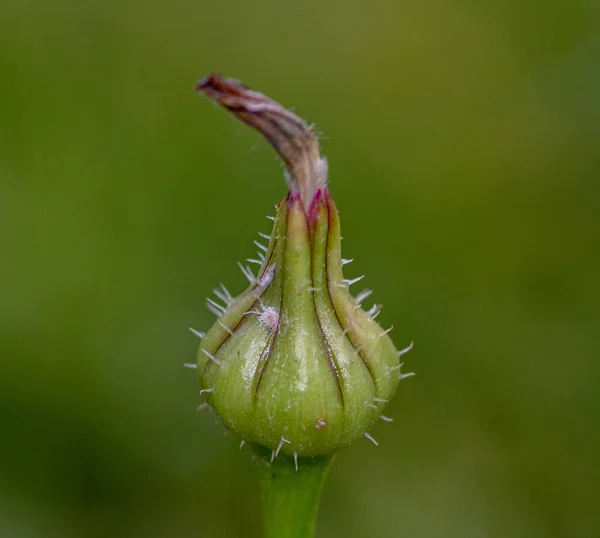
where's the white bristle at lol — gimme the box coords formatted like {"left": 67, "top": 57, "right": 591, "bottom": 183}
{"left": 201, "top": 349, "right": 220, "bottom": 365}
{"left": 189, "top": 328, "right": 205, "bottom": 339}
{"left": 254, "top": 240, "right": 268, "bottom": 252}
{"left": 206, "top": 297, "right": 226, "bottom": 313}
{"left": 379, "top": 326, "right": 393, "bottom": 338}
{"left": 206, "top": 301, "right": 223, "bottom": 318}
{"left": 238, "top": 262, "right": 255, "bottom": 283}
{"left": 274, "top": 437, "right": 291, "bottom": 458}
{"left": 398, "top": 341, "right": 414, "bottom": 357}
{"left": 344, "top": 275, "right": 365, "bottom": 287}
{"left": 217, "top": 319, "right": 235, "bottom": 336}
{"left": 213, "top": 288, "right": 232, "bottom": 306}
{"left": 364, "top": 433, "right": 379, "bottom": 446}
{"left": 354, "top": 289, "right": 372, "bottom": 304}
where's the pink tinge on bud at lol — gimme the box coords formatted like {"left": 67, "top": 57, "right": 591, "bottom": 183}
{"left": 307, "top": 188, "right": 326, "bottom": 223}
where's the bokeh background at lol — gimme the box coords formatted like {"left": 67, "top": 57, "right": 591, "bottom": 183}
{"left": 1, "top": 0, "right": 599, "bottom": 536}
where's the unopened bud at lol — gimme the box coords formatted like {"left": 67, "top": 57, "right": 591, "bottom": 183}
{"left": 193, "top": 75, "right": 413, "bottom": 458}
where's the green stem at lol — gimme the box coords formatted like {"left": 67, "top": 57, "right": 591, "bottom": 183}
{"left": 255, "top": 446, "right": 335, "bottom": 538}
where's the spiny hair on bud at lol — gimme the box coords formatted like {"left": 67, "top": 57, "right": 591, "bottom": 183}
{"left": 387, "top": 363, "right": 415, "bottom": 379}
{"left": 354, "top": 288, "right": 373, "bottom": 304}
{"left": 343, "top": 275, "right": 364, "bottom": 287}
{"left": 379, "top": 326, "right": 394, "bottom": 338}
{"left": 217, "top": 319, "right": 235, "bottom": 336}
{"left": 206, "top": 297, "right": 227, "bottom": 317}
{"left": 398, "top": 341, "right": 414, "bottom": 357}
{"left": 183, "top": 362, "right": 197, "bottom": 369}
{"left": 253, "top": 240, "right": 268, "bottom": 252}
{"left": 213, "top": 284, "right": 233, "bottom": 306}
{"left": 380, "top": 415, "right": 393, "bottom": 422}
{"left": 366, "top": 304, "right": 382, "bottom": 319}
{"left": 189, "top": 327, "right": 205, "bottom": 339}
{"left": 201, "top": 348, "right": 220, "bottom": 365}
{"left": 238, "top": 262, "right": 256, "bottom": 283}
{"left": 364, "top": 432, "right": 379, "bottom": 446}
{"left": 272, "top": 436, "right": 291, "bottom": 460}
{"left": 388, "top": 342, "right": 415, "bottom": 376}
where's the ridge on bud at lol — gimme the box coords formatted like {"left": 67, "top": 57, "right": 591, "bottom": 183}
{"left": 194, "top": 75, "right": 413, "bottom": 458}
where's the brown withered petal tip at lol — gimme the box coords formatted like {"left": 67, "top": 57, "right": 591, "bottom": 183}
{"left": 196, "top": 73, "right": 248, "bottom": 98}
{"left": 195, "top": 73, "right": 327, "bottom": 210}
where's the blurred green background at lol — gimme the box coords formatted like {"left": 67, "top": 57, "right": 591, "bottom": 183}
{"left": 1, "top": 0, "right": 599, "bottom": 537}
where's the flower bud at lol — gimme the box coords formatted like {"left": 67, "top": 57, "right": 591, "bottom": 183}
{"left": 193, "top": 75, "right": 413, "bottom": 458}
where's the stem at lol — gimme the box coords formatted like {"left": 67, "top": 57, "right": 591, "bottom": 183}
{"left": 255, "top": 446, "right": 335, "bottom": 538}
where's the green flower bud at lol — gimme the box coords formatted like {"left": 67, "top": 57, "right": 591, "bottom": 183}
{"left": 192, "top": 75, "right": 413, "bottom": 459}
